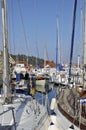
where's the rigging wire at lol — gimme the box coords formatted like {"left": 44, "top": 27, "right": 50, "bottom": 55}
{"left": 34, "top": 0, "right": 40, "bottom": 66}
{"left": 17, "top": 0, "right": 29, "bottom": 65}
{"left": 10, "top": 0, "right": 16, "bottom": 56}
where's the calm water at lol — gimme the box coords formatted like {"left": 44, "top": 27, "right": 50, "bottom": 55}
{"left": 35, "top": 83, "right": 58, "bottom": 114}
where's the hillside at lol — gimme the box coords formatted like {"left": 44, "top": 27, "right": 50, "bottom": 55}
{"left": 11, "top": 54, "right": 56, "bottom": 67}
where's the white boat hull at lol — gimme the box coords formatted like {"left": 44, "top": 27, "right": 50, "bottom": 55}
{"left": 0, "top": 94, "right": 49, "bottom": 130}
{"left": 36, "top": 79, "right": 49, "bottom": 93}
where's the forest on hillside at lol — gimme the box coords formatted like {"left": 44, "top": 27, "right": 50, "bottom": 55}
{"left": 11, "top": 54, "right": 44, "bottom": 66}
{"left": 11, "top": 54, "right": 56, "bottom": 67}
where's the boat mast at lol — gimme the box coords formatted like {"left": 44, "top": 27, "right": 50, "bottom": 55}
{"left": 2, "top": 0, "right": 11, "bottom": 103}
{"left": 80, "top": 9, "right": 83, "bottom": 66}
{"left": 69, "top": 0, "right": 77, "bottom": 78}
{"left": 84, "top": 0, "right": 86, "bottom": 65}
{"left": 56, "top": 17, "right": 60, "bottom": 70}
{"left": 36, "top": 41, "right": 39, "bottom": 67}
{"left": 56, "top": 17, "right": 58, "bottom": 70}
{"left": 44, "top": 43, "right": 46, "bottom": 67}
{"left": 83, "top": 0, "right": 86, "bottom": 89}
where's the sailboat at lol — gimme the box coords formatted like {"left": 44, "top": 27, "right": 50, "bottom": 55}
{"left": 35, "top": 43, "right": 50, "bottom": 93}
{"left": 50, "top": 16, "right": 67, "bottom": 86}
{"left": 55, "top": 0, "right": 86, "bottom": 129}
{"left": 0, "top": 0, "right": 50, "bottom": 129}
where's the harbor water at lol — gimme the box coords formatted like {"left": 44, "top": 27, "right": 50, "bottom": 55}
{"left": 35, "top": 83, "right": 58, "bottom": 114}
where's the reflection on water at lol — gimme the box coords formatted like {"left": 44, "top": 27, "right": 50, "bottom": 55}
{"left": 35, "top": 91, "right": 46, "bottom": 105}
{"left": 35, "top": 83, "right": 58, "bottom": 114}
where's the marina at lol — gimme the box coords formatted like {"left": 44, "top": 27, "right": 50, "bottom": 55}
{"left": 0, "top": 0, "right": 86, "bottom": 130}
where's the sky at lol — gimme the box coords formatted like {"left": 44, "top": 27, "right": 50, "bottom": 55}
{"left": 0, "top": 0, "right": 85, "bottom": 64}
